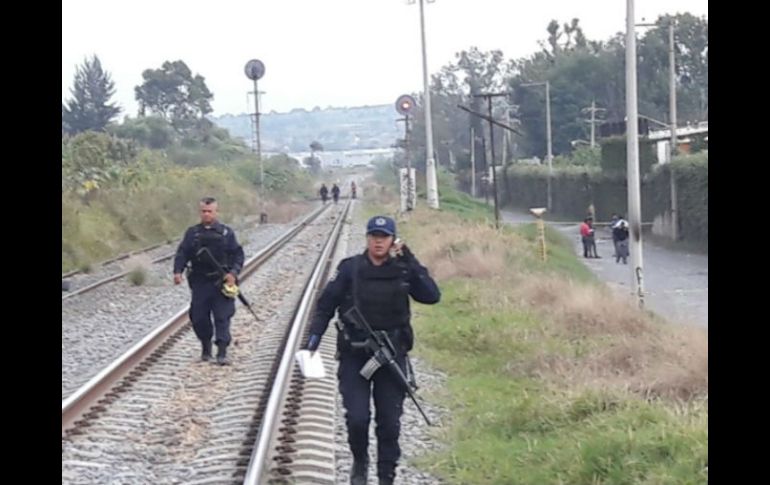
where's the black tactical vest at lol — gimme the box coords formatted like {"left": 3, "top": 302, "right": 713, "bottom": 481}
{"left": 191, "top": 224, "right": 229, "bottom": 278}
{"left": 351, "top": 254, "right": 411, "bottom": 331}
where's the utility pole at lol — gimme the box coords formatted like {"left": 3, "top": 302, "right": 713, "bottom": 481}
{"left": 627, "top": 0, "right": 645, "bottom": 308}
{"left": 470, "top": 126, "right": 476, "bottom": 197}
{"left": 668, "top": 20, "right": 679, "bottom": 241}
{"left": 581, "top": 100, "right": 606, "bottom": 148}
{"left": 410, "top": 0, "right": 439, "bottom": 208}
{"left": 472, "top": 92, "right": 510, "bottom": 229}
{"left": 637, "top": 18, "right": 680, "bottom": 244}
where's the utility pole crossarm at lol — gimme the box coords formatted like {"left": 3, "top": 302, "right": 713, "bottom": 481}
{"left": 457, "top": 105, "right": 522, "bottom": 135}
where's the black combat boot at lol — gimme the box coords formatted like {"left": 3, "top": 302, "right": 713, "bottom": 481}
{"left": 350, "top": 458, "right": 368, "bottom": 485}
{"left": 201, "top": 340, "right": 212, "bottom": 361}
{"left": 378, "top": 463, "right": 396, "bottom": 485}
{"left": 378, "top": 473, "right": 395, "bottom": 485}
{"left": 216, "top": 344, "right": 230, "bottom": 365}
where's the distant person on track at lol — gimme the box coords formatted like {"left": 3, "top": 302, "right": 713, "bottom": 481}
{"left": 320, "top": 183, "right": 329, "bottom": 204}
{"left": 351, "top": 181, "right": 357, "bottom": 199}
{"left": 332, "top": 183, "right": 341, "bottom": 204}
{"left": 173, "top": 197, "right": 245, "bottom": 365}
{"left": 303, "top": 216, "right": 440, "bottom": 485}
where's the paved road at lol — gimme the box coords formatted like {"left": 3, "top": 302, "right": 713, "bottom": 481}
{"left": 501, "top": 208, "right": 708, "bottom": 328}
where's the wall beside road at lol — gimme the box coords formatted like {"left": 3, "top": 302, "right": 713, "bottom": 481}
{"left": 456, "top": 153, "right": 707, "bottom": 248}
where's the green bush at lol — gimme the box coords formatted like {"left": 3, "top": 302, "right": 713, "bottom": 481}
{"left": 497, "top": 153, "right": 707, "bottom": 246}
{"left": 600, "top": 136, "right": 656, "bottom": 174}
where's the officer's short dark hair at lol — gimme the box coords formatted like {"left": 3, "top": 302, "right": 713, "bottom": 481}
{"left": 200, "top": 197, "right": 217, "bottom": 205}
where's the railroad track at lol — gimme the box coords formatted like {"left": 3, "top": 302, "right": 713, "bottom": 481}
{"left": 62, "top": 242, "right": 167, "bottom": 280}
{"left": 62, "top": 216, "right": 282, "bottom": 300}
{"left": 62, "top": 246, "right": 178, "bottom": 300}
{"left": 62, "top": 200, "right": 350, "bottom": 484}
{"left": 61, "top": 206, "right": 329, "bottom": 400}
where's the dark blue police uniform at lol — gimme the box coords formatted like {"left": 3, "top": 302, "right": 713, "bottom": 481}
{"left": 305, "top": 216, "right": 440, "bottom": 484}
{"left": 173, "top": 221, "right": 244, "bottom": 362}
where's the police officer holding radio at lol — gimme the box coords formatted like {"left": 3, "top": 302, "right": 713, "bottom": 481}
{"left": 173, "top": 197, "right": 245, "bottom": 365}
{"left": 304, "top": 215, "right": 440, "bottom": 485}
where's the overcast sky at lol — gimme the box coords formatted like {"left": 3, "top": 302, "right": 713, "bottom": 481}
{"left": 62, "top": 0, "right": 707, "bottom": 117}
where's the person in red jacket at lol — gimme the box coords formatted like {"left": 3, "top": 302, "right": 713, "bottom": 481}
{"left": 579, "top": 216, "right": 600, "bottom": 258}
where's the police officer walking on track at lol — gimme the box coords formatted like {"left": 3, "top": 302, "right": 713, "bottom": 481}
{"left": 173, "top": 197, "right": 245, "bottom": 365}
{"left": 331, "top": 183, "right": 341, "bottom": 204}
{"left": 303, "top": 215, "right": 440, "bottom": 485}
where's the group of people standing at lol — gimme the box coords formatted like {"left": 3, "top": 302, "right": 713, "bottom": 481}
{"left": 580, "top": 213, "right": 630, "bottom": 264}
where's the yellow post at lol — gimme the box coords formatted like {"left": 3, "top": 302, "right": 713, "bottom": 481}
{"left": 537, "top": 218, "right": 547, "bottom": 262}
{"left": 529, "top": 207, "right": 548, "bottom": 262}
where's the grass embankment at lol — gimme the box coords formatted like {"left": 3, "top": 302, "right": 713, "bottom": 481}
{"left": 365, "top": 177, "right": 708, "bottom": 485}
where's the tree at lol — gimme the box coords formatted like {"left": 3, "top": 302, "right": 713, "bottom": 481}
{"left": 134, "top": 60, "right": 213, "bottom": 133}
{"left": 540, "top": 19, "right": 588, "bottom": 60}
{"left": 110, "top": 116, "right": 177, "bottom": 149}
{"left": 410, "top": 47, "right": 512, "bottom": 172}
{"left": 61, "top": 131, "right": 138, "bottom": 196}
{"left": 509, "top": 16, "right": 708, "bottom": 158}
{"left": 637, "top": 14, "right": 708, "bottom": 123}
{"left": 398, "top": 14, "right": 707, "bottom": 173}
{"left": 512, "top": 50, "right": 624, "bottom": 157}
{"left": 62, "top": 56, "right": 121, "bottom": 134}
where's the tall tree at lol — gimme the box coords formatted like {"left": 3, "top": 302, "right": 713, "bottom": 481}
{"left": 399, "top": 14, "right": 707, "bottom": 168}
{"left": 135, "top": 60, "right": 213, "bottom": 133}
{"left": 637, "top": 14, "right": 708, "bottom": 123}
{"left": 62, "top": 56, "right": 121, "bottom": 134}
{"left": 410, "top": 47, "right": 512, "bottom": 172}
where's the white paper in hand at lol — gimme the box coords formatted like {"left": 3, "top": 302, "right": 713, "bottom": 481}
{"left": 295, "top": 350, "right": 326, "bottom": 379}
